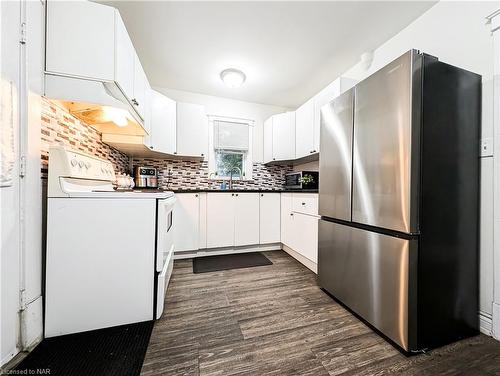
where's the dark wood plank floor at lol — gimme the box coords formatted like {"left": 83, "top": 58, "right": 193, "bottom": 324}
{"left": 141, "top": 251, "right": 500, "bottom": 375}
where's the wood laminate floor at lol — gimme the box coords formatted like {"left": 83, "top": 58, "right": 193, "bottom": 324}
{"left": 141, "top": 251, "right": 500, "bottom": 376}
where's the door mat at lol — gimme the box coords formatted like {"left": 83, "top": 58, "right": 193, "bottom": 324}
{"left": 193, "top": 252, "right": 273, "bottom": 273}
{"left": 13, "top": 321, "right": 154, "bottom": 376}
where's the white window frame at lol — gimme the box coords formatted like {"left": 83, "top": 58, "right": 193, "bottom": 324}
{"left": 208, "top": 115, "right": 254, "bottom": 181}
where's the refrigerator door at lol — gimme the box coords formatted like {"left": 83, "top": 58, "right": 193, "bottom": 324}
{"left": 352, "top": 51, "right": 419, "bottom": 233}
{"left": 318, "top": 219, "right": 414, "bottom": 350}
{"left": 318, "top": 89, "right": 354, "bottom": 221}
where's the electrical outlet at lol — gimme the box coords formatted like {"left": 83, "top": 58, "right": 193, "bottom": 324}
{"left": 480, "top": 138, "right": 493, "bottom": 157}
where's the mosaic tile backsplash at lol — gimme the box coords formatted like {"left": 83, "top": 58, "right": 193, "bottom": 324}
{"left": 40, "top": 98, "right": 130, "bottom": 175}
{"left": 40, "top": 97, "right": 291, "bottom": 190}
{"left": 132, "top": 158, "right": 293, "bottom": 190}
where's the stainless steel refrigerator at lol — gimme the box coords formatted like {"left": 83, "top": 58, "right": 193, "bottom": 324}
{"left": 318, "top": 50, "right": 481, "bottom": 352}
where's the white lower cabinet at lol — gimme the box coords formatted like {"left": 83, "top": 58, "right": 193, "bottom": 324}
{"left": 174, "top": 193, "right": 205, "bottom": 252}
{"left": 206, "top": 193, "right": 260, "bottom": 248}
{"left": 207, "top": 193, "right": 235, "bottom": 248}
{"left": 234, "top": 193, "right": 260, "bottom": 246}
{"left": 281, "top": 193, "right": 319, "bottom": 267}
{"left": 259, "top": 193, "right": 281, "bottom": 244}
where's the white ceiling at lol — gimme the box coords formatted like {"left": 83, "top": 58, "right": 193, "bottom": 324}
{"left": 100, "top": 1, "right": 436, "bottom": 108}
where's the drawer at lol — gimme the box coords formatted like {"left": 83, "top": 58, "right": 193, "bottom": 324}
{"left": 292, "top": 193, "right": 318, "bottom": 216}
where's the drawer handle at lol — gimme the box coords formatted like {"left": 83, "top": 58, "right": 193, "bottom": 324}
{"left": 261, "top": 194, "right": 263, "bottom": 197}
{"left": 232, "top": 193, "right": 235, "bottom": 196}
{"left": 290, "top": 213, "right": 294, "bottom": 216}
{"left": 302, "top": 202, "right": 306, "bottom": 205}
{"left": 235, "top": 194, "right": 239, "bottom": 197}
{"left": 195, "top": 194, "right": 198, "bottom": 197}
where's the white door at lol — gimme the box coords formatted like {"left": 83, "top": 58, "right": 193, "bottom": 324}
{"left": 280, "top": 193, "right": 294, "bottom": 247}
{"left": 173, "top": 193, "right": 200, "bottom": 252}
{"left": 132, "top": 53, "right": 148, "bottom": 120}
{"left": 176, "top": 102, "right": 208, "bottom": 158}
{"left": 206, "top": 193, "right": 234, "bottom": 248}
{"left": 45, "top": 1, "right": 115, "bottom": 80}
{"left": 272, "top": 112, "right": 295, "bottom": 161}
{"left": 234, "top": 193, "right": 260, "bottom": 246}
{"left": 292, "top": 213, "right": 319, "bottom": 263}
{"left": 263, "top": 117, "right": 273, "bottom": 163}
{"left": 295, "top": 98, "right": 315, "bottom": 158}
{"left": 114, "top": 11, "right": 134, "bottom": 101}
{"left": 259, "top": 193, "right": 281, "bottom": 244}
{"left": 149, "top": 90, "right": 176, "bottom": 154}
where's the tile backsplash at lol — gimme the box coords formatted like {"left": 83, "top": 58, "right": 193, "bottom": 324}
{"left": 132, "top": 158, "right": 292, "bottom": 190}
{"left": 40, "top": 97, "right": 291, "bottom": 190}
{"left": 40, "top": 98, "right": 129, "bottom": 175}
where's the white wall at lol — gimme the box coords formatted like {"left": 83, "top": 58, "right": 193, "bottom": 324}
{"left": 154, "top": 87, "right": 289, "bottom": 163}
{"left": 337, "top": 1, "right": 497, "bottom": 326}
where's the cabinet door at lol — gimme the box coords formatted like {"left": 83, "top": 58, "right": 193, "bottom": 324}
{"left": 149, "top": 90, "right": 176, "bottom": 154}
{"left": 295, "top": 98, "right": 315, "bottom": 158}
{"left": 206, "top": 193, "right": 234, "bottom": 248}
{"left": 280, "top": 193, "right": 293, "bottom": 247}
{"left": 174, "top": 194, "right": 200, "bottom": 252}
{"left": 234, "top": 193, "right": 260, "bottom": 246}
{"left": 114, "top": 11, "right": 134, "bottom": 101}
{"left": 272, "top": 112, "right": 296, "bottom": 161}
{"left": 263, "top": 117, "right": 273, "bottom": 163}
{"left": 46, "top": 1, "right": 115, "bottom": 80}
{"left": 259, "top": 193, "right": 281, "bottom": 244}
{"left": 293, "top": 213, "right": 319, "bottom": 263}
{"left": 176, "top": 102, "right": 208, "bottom": 158}
{"left": 132, "top": 54, "right": 148, "bottom": 119}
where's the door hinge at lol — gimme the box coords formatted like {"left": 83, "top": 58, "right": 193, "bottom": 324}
{"left": 20, "top": 289, "right": 27, "bottom": 311}
{"left": 20, "top": 22, "right": 27, "bottom": 44}
{"left": 20, "top": 155, "right": 27, "bottom": 177}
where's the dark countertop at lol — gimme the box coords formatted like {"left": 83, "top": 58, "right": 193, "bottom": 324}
{"left": 170, "top": 189, "right": 319, "bottom": 194}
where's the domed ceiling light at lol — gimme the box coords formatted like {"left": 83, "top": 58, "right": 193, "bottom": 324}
{"left": 220, "top": 68, "right": 246, "bottom": 88}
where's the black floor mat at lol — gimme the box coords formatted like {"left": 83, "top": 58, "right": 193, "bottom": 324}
{"left": 14, "top": 321, "right": 154, "bottom": 376}
{"left": 193, "top": 252, "right": 273, "bottom": 273}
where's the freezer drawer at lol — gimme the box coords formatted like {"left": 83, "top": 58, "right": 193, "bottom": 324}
{"left": 318, "top": 219, "right": 416, "bottom": 350}
{"left": 319, "top": 89, "right": 354, "bottom": 221}
{"left": 352, "top": 51, "right": 420, "bottom": 233}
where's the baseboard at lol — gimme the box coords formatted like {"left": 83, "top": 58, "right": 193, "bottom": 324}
{"left": 174, "top": 243, "right": 281, "bottom": 259}
{"left": 282, "top": 244, "right": 317, "bottom": 274}
{"left": 493, "top": 302, "right": 500, "bottom": 340}
{"left": 480, "top": 311, "right": 493, "bottom": 336}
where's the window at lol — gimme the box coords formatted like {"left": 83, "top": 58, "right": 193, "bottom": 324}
{"left": 208, "top": 116, "right": 254, "bottom": 180}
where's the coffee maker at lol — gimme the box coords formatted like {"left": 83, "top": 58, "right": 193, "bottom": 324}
{"left": 134, "top": 166, "right": 158, "bottom": 189}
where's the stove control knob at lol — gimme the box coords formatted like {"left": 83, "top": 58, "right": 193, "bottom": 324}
{"left": 71, "top": 159, "right": 78, "bottom": 167}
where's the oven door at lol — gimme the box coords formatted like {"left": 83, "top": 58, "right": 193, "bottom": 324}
{"left": 156, "top": 196, "right": 176, "bottom": 272}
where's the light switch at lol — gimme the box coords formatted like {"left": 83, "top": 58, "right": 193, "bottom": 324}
{"left": 480, "top": 138, "right": 493, "bottom": 157}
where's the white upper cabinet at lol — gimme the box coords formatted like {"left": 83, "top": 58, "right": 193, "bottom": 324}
{"left": 234, "top": 193, "right": 260, "bottom": 246}
{"left": 46, "top": 1, "right": 115, "bottom": 80}
{"left": 313, "top": 77, "right": 356, "bottom": 152}
{"left": 263, "top": 117, "right": 273, "bottom": 163}
{"left": 259, "top": 193, "right": 281, "bottom": 244}
{"left": 295, "top": 98, "right": 315, "bottom": 159}
{"left": 271, "top": 112, "right": 295, "bottom": 161}
{"left": 176, "top": 102, "right": 208, "bottom": 158}
{"left": 147, "top": 90, "right": 177, "bottom": 154}
{"left": 114, "top": 12, "right": 135, "bottom": 100}
{"left": 132, "top": 54, "right": 149, "bottom": 120}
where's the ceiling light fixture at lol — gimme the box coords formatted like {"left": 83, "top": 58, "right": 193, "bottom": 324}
{"left": 220, "top": 68, "right": 246, "bottom": 88}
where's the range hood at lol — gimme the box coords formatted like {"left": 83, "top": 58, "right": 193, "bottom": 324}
{"left": 44, "top": 73, "right": 147, "bottom": 136}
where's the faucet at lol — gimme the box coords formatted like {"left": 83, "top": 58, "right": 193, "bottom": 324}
{"left": 229, "top": 167, "right": 242, "bottom": 190}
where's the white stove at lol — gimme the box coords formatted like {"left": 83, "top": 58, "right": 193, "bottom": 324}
{"left": 45, "top": 145, "right": 175, "bottom": 338}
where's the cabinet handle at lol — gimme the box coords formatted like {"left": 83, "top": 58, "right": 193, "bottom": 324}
{"left": 232, "top": 193, "right": 235, "bottom": 196}
{"left": 150, "top": 146, "right": 154, "bottom": 149}
{"left": 273, "top": 158, "right": 276, "bottom": 161}
{"left": 302, "top": 202, "right": 306, "bottom": 205}
{"left": 195, "top": 194, "right": 198, "bottom": 197}
{"left": 173, "top": 151, "right": 177, "bottom": 154}
{"left": 261, "top": 194, "right": 263, "bottom": 197}
{"left": 201, "top": 153, "right": 204, "bottom": 156}
{"left": 290, "top": 213, "right": 294, "bottom": 216}
{"left": 235, "top": 194, "right": 239, "bottom": 197}
{"left": 131, "top": 98, "right": 139, "bottom": 106}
